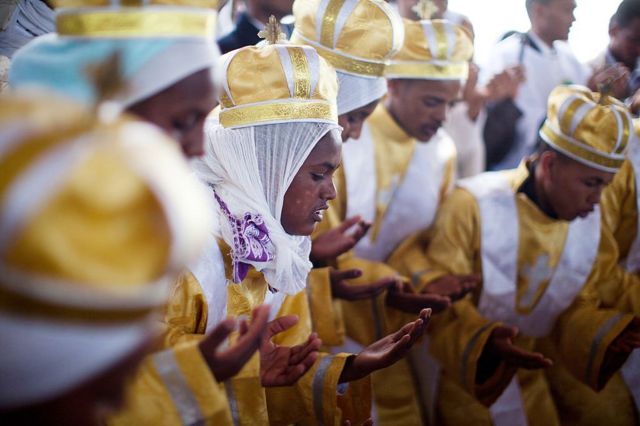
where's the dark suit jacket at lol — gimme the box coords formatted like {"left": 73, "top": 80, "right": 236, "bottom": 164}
{"left": 217, "top": 12, "right": 261, "bottom": 54}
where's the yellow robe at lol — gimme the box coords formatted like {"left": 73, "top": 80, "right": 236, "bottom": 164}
{"left": 310, "top": 103, "right": 456, "bottom": 425}
{"left": 389, "top": 164, "right": 635, "bottom": 426}
{"left": 108, "top": 339, "right": 233, "bottom": 426}
{"left": 161, "top": 240, "right": 371, "bottom": 426}
{"left": 538, "top": 160, "right": 640, "bottom": 426}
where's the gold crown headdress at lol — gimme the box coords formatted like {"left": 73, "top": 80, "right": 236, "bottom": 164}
{"left": 290, "top": 0, "right": 405, "bottom": 77}
{"left": 385, "top": 17, "right": 473, "bottom": 80}
{"left": 539, "top": 85, "right": 637, "bottom": 172}
{"left": 217, "top": 15, "right": 338, "bottom": 129}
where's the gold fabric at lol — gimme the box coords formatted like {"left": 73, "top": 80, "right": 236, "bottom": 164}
{"left": 388, "top": 164, "right": 635, "bottom": 425}
{"left": 307, "top": 267, "right": 346, "bottom": 347}
{"left": 155, "top": 240, "right": 372, "bottom": 425}
{"left": 56, "top": 7, "right": 217, "bottom": 38}
{"left": 601, "top": 161, "right": 638, "bottom": 261}
{"left": 291, "top": 0, "right": 403, "bottom": 77}
{"left": 311, "top": 103, "right": 455, "bottom": 425}
{"left": 219, "top": 44, "right": 338, "bottom": 128}
{"left": 0, "top": 94, "right": 202, "bottom": 313}
{"left": 109, "top": 340, "right": 233, "bottom": 426}
{"left": 539, "top": 85, "right": 636, "bottom": 172}
{"left": 547, "top": 158, "right": 640, "bottom": 425}
{"left": 53, "top": 0, "right": 219, "bottom": 9}
{"left": 385, "top": 19, "right": 472, "bottom": 80}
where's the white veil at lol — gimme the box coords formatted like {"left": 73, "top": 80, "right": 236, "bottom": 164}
{"left": 193, "top": 117, "right": 341, "bottom": 295}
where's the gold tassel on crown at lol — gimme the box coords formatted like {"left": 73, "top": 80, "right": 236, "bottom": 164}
{"left": 258, "top": 15, "right": 287, "bottom": 45}
{"left": 412, "top": 0, "right": 439, "bottom": 20}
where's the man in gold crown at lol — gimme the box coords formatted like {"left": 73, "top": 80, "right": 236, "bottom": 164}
{"left": 165, "top": 24, "right": 435, "bottom": 425}
{"left": 390, "top": 84, "right": 640, "bottom": 425}
{"left": 297, "top": 9, "right": 478, "bottom": 424}
{"left": 288, "top": 0, "right": 445, "bottom": 351}
{"left": 0, "top": 89, "right": 212, "bottom": 425}
{"left": 542, "top": 105, "right": 640, "bottom": 424}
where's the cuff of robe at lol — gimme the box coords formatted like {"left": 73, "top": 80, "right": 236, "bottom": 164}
{"left": 459, "top": 322, "right": 504, "bottom": 397}
{"left": 109, "top": 341, "right": 232, "bottom": 425}
{"left": 585, "top": 312, "right": 635, "bottom": 390}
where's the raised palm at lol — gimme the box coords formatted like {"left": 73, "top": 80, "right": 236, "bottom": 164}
{"left": 339, "top": 309, "right": 431, "bottom": 383}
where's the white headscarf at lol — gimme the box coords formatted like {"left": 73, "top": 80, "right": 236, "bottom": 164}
{"left": 336, "top": 70, "right": 387, "bottom": 115}
{"left": 193, "top": 118, "right": 341, "bottom": 295}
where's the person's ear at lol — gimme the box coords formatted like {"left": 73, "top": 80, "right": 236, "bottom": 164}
{"left": 539, "top": 151, "right": 556, "bottom": 180}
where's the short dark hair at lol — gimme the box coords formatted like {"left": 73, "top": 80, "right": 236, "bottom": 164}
{"left": 535, "top": 138, "right": 572, "bottom": 164}
{"left": 611, "top": 0, "right": 640, "bottom": 28}
{"left": 525, "top": 0, "right": 554, "bottom": 14}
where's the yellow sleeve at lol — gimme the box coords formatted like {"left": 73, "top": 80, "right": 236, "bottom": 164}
{"left": 552, "top": 288, "right": 634, "bottom": 391}
{"left": 389, "top": 187, "right": 482, "bottom": 292}
{"left": 266, "top": 291, "right": 372, "bottom": 425}
{"left": 307, "top": 267, "right": 346, "bottom": 347}
{"left": 314, "top": 167, "right": 406, "bottom": 345}
{"left": 163, "top": 270, "right": 208, "bottom": 348}
{"left": 389, "top": 187, "right": 513, "bottom": 403}
{"left": 266, "top": 353, "right": 372, "bottom": 426}
{"left": 108, "top": 341, "right": 232, "bottom": 426}
{"left": 600, "top": 160, "right": 637, "bottom": 260}
{"left": 428, "top": 297, "right": 511, "bottom": 405}
{"left": 587, "top": 222, "right": 640, "bottom": 315}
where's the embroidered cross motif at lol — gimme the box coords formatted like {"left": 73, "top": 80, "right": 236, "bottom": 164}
{"left": 519, "top": 254, "right": 553, "bottom": 310}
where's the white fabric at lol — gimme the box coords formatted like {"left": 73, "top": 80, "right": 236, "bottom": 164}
{"left": 481, "top": 31, "right": 590, "bottom": 170}
{"left": 489, "top": 377, "right": 528, "bottom": 426}
{"left": 343, "top": 126, "right": 455, "bottom": 261}
{"left": 444, "top": 101, "right": 485, "bottom": 178}
{"left": 0, "top": 311, "right": 150, "bottom": 408}
{"left": 442, "top": 10, "right": 469, "bottom": 26}
{"left": 336, "top": 70, "right": 387, "bottom": 115}
{"left": 118, "top": 40, "right": 219, "bottom": 107}
{"left": 458, "top": 171, "right": 600, "bottom": 425}
{"left": 459, "top": 172, "right": 600, "bottom": 337}
{"left": 0, "top": 0, "right": 54, "bottom": 58}
{"left": 190, "top": 236, "right": 228, "bottom": 332}
{"left": 193, "top": 118, "right": 341, "bottom": 295}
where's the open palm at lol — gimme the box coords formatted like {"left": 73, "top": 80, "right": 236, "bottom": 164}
{"left": 260, "top": 315, "right": 322, "bottom": 387}
{"left": 339, "top": 309, "right": 431, "bottom": 383}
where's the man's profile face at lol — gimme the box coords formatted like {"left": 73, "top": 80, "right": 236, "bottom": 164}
{"left": 537, "top": 0, "right": 576, "bottom": 42}
{"left": 386, "top": 79, "right": 461, "bottom": 142}
{"left": 610, "top": 17, "right": 640, "bottom": 68}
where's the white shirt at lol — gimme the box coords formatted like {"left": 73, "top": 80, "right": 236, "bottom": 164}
{"left": 482, "top": 31, "right": 590, "bottom": 170}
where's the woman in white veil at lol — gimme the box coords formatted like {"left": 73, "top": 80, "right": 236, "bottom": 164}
{"left": 182, "top": 27, "right": 432, "bottom": 424}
